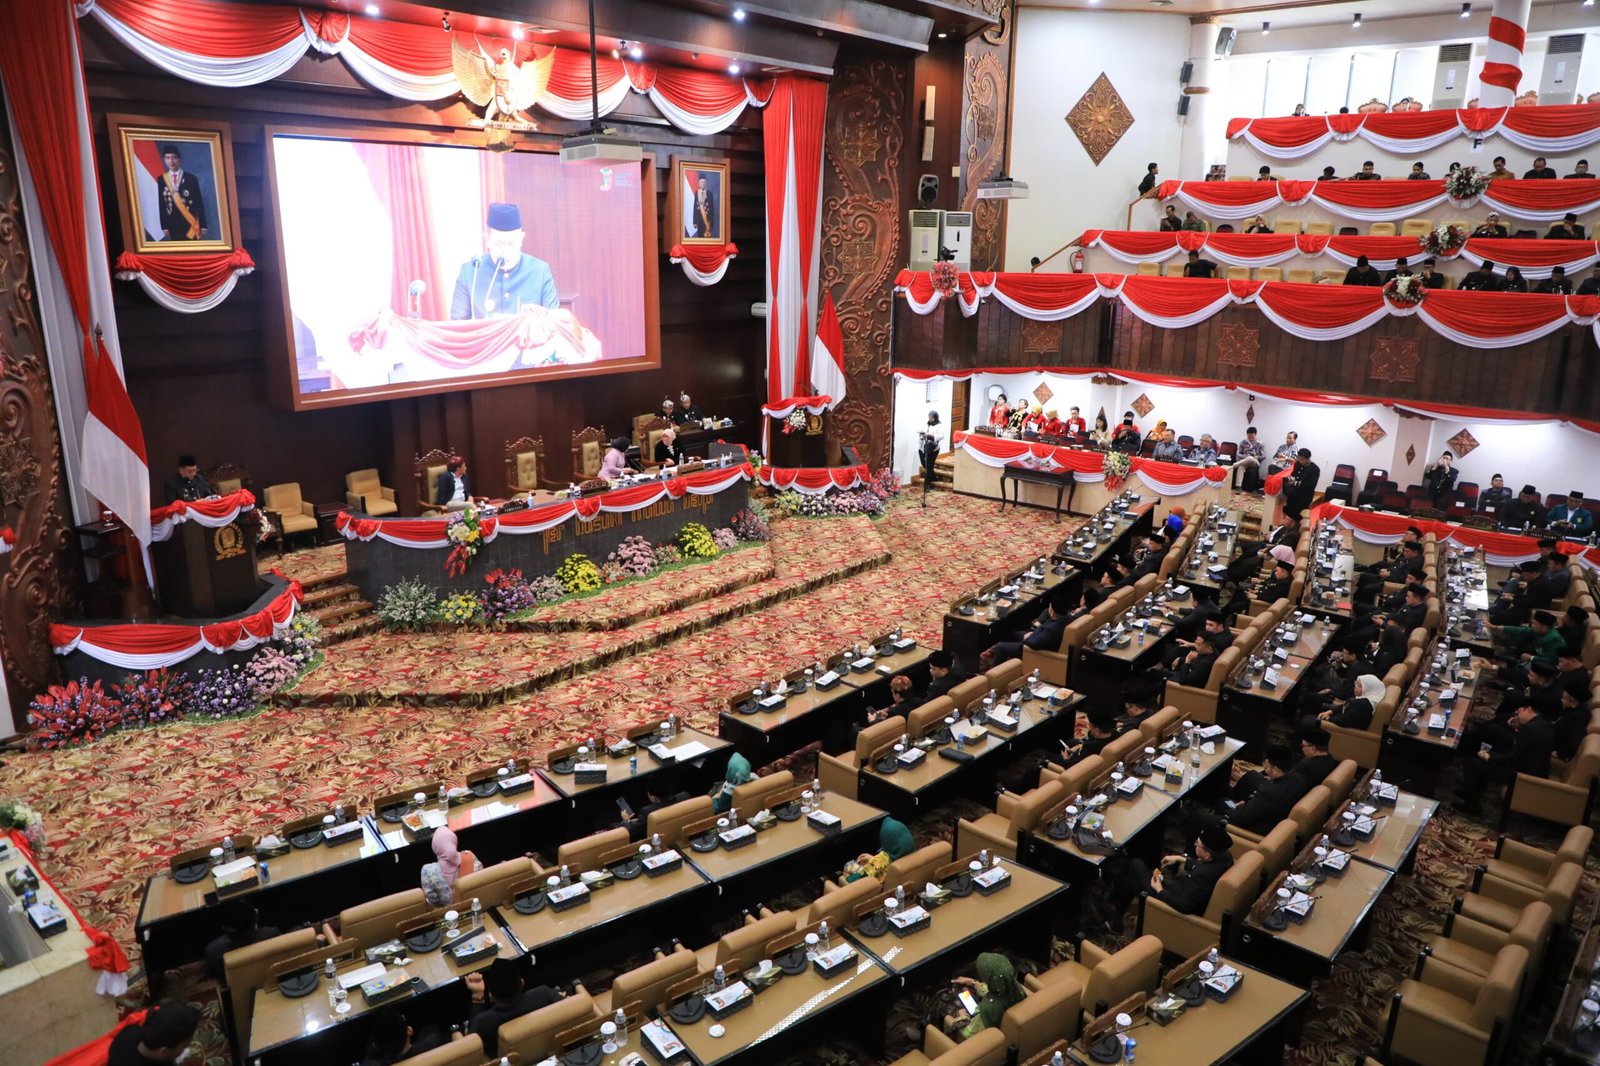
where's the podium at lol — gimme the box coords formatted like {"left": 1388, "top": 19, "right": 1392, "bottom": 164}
{"left": 151, "top": 518, "right": 261, "bottom": 617}
{"left": 767, "top": 407, "right": 831, "bottom": 467}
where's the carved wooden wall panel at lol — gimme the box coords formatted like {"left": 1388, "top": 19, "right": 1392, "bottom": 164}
{"left": 0, "top": 124, "right": 81, "bottom": 726}
{"left": 822, "top": 56, "right": 908, "bottom": 468}
{"left": 958, "top": 1, "right": 1013, "bottom": 272}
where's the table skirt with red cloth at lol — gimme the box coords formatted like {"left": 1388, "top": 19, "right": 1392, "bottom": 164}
{"left": 953, "top": 432, "right": 1230, "bottom": 495}
{"left": 757, "top": 464, "right": 870, "bottom": 495}
{"left": 1227, "top": 103, "right": 1600, "bottom": 160}
{"left": 1154, "top": 177, "right": 1600, "bottom": 223}
{"left": 1311, "top": 501, "right": 1600, "bottom": 569}
{"left": 149, "top": 488, "right": 255, "bottom": 542}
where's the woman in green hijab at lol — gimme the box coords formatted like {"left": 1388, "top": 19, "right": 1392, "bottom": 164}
{"left": 710, "top": 752, "right": 753, "bottom": 812}
{"left": 843, "top": 818, "right": 916, "bottom": 882}
{"left": 942, "top": 952, "right": 1022, "bottom": 1038}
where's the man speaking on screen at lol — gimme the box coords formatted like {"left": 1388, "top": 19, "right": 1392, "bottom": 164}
{"left": 449, "top": 202, "right": 560, "bottom": 319}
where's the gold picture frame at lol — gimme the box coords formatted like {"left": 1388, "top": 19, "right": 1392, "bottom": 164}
{"left": 668, "top": 156, "right": 730, "bottom": 249}
{"left": 107, "top": 114, "right": 240, "bottom": 254}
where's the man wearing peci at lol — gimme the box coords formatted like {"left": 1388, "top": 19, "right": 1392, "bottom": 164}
{"left": 449, "top": 202, "right": 559, "bottom": 320}
{"left": 691, "top": 174, "right": 719, "bottom": 239}
{"left": 157, "top": 143, "right": 209, "bottom": 241}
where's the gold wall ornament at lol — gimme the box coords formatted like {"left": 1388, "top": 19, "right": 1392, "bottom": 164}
{"left": 1065, "top": 73, "right": 1136, "bottom": 167}
{"left": 451, "top": 37, "right": 552, "bottom": 133}
{"left": 213, "top": 523, "right": 245, "bottom": 561}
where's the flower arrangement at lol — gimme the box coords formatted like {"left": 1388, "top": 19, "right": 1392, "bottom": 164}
{"left": 655, "top": 543, "right": 684, "bottom": 567}
{"left": 27, "top": 678, "right": 125, "bottom": 749}
{"left": 555, "top": 553, "right": 603, "bottom": 595}
{"left": 781, "top": 409, "right": 807, "bottom": 435}
{"left": 867, "top": 467, "right": 902, "bottom": 499}
{"left": 0, "top": 797, "right": 44, "bottom": 850}
{"left": 527, "top": 574, "right": 566, "bottom": 603}
{"left": 1419, "top": 223, "right": 1466, "bottom": 257}
{"left": 607, "top": 535, "right": 659, "bottom": 579}
{"left": 438, "top": 591, "right": 484, "bottom": 625}
{"left": 1103, "top": 450, "right": 1132, "bottom": 490}
{"left": 731, "top": 505, "right": 770, "bottom": 542}
{"left": 378, "top": 578, "right": 438, "bottom": 631}
{"left": 189, "top": 665, "right": 261, "bottom": 721}
{"left": 444, "top": 504, "right": 485, "bottom": 577}
{"left": 1444, "top": 165, "right": 1489, "bottom": 202}
{"left": 244, "top": 647, "right": 300, "bottom": 695}
{"left": 931, "top": 258, "right": 960, "bottom": 297}
{"left": 712, "top": 527, "right": 739, "bottom": 552}
{"left": 115, "top": 669, "right": 194, "bottom": 729}
{"left": 676, "top": 521, "right": 721, "bottom": 560}
{"left": 480, "top": 568, "right": 537, "bottom": 622}
{"left": 1384, "top": 273, "right": 1426, "bottom": 307}
{"left": 280, "top": 615, "right": 323, "bottom": 669}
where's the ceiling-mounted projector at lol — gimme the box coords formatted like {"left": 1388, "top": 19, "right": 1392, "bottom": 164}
{"left": 560, "top": 130, "right": 642, "bottom": 163}
{"left": 976, "top": 175, "right": 1029, "bottom": 200}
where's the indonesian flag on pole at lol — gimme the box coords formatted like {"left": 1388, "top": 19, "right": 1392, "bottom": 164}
{"left": 811, "top": 293, "right": 847, "bottom": 408}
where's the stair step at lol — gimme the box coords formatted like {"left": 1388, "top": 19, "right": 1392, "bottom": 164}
{"left": 324, "top": 616, "right": 382, "bottom": 643}
{"left": 302, "top": 582, "right": 360, "bottom": 607}
{"left": 310, "top": 599, "right": 373, "bottom": 625}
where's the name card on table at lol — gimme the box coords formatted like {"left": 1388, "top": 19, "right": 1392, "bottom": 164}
{"left": 813, "top": 943, "right": 857, "bottom": 977}
{"left": 888, "top": 905, "right": 932, "bottom": 935}
{"left": 1284, "top": 892, "right": 1316, "bottom": 919}
{"left": 339, "top": 962, "right": 388, "bottom": 990}
{"left": 469, "top": 801, "right": 520, "bottom": 826}
{"left": 1321, "top": 849, "right": 1351, "bottom": 872}
{"left": 758, "top": 693, "right": 788, "bottom": 709}
{"left": 573, "top": 762, "right": 609, "bottom": 785}
{"left": 498, "top": 772, "right": 537, "bottom": 794}
{"left": 719, "top": 824, "right": 758, "bottom": 850}
{"left": 1204, "top": 964, "right": 1242, "bottom": 998}
{"left": 323, "top": 820, "right": 364, "bottom": 846}
{"left": 212, "top": 856, "right": 259, "bottom": 896}
{"left": 1427, "top": 713, "right": 1448, "bottom": 733}
{"left": 704, "top": 981, "right": 753, "bottom": 1018}
{"left": 642, "top": 1020, "right": 687, "bottom": 1060}
{"left": 1262, "top": 668, "right": 1281, "bottom": 688}
{"left": 972, "top": 865, "right": 1012, "bottom": 894}
{"left": 893, "top": 637, "right": 917, "bottom": 651}
{"left": 807, "top": 809, "right": 842, "bottom": 837}
{"left": 26, "top": 901, "right": 66, "bottom": 937}
{"left": 851, "top": 657, "right": 876, "bottom": 672}
{"left": 548, "top": 883, "right": 591, "bottom": 910}
{"left": 897, "top": 747, "right": 927, "bottom": 768}
{"left": 642, "top": 849, "right": 684, "bottom": 877}
{"left": 1197, "top": 725, "right": 1226, "bottom": 740}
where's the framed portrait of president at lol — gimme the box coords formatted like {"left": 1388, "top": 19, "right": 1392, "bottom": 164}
{"left": 668, "top": 156, "right": 729, "bottom": 249}
{"left": 107, "top": 114, "right": 241, "bottom": 255}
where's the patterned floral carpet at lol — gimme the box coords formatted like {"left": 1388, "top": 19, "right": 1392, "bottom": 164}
{"left": 15, "top": 490, "right": 1594, "bottom": 1066}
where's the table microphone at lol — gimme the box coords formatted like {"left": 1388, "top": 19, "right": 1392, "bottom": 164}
{"left": 407, "top": 279, "right": 426, "bottom": 318}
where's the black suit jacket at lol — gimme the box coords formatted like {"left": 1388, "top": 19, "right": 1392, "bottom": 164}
{"left": 1489, "top": 716, "right": 1556, "bottom": 780}
{"left": 435, "top": 470, "right": 465, "bottom": 505}
{"left": 1390, "top": 601, "right": 1427, "bottom": 633}
{"left": 1154, "top": 850, "right": 1234, "bottom": 915}
{"left": 1170, "top": 652, "right": 1218, "bottom": 688}
{"left": 1283, "top": 461, "right": 1320, "bottom": 517}
{"left": 1022, "top": 613, "right": 1069, "bottom": 652}
{"left": 925, "top": 667, "right": 970, "bottom": 701}
{"left": 1232, "top": 773, "right": 1311, "bottom": 834}
{"left": 163, "top": 472, "right": 215, "bottom": 504}
{"left": 470, "top": 986, "right": 560, "bottom": 1056}
{"left": 1328, "top": 697, "right": 1374, "bottom": 731}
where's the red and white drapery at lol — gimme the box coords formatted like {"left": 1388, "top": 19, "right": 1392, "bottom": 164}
{"left": 337, "top": 464, "right": 753, "bottom": 548}
{"left": 668, "top": 243, "right": 739, "bottom": 286}
{"left": 760, "top": 395, "right": 831, "bottom": 456}
{"left": 893, "top": 270, "right": 1600, "bottom": 350}
{"left": 1311, "top": 501, "right": 1600, "bottom": 569}
{"left": 2, "top": 829, "right": 129, "bottom": 998}
{"left": 1078, "top": 229, "right": 1600, "bottom": 281}
{"left": 763, "top": 78, "right": 828, "bottom": 404}
{"left": 758, "top": 464, "right": 870, "bottom": 495}
{"left": 1226, "top": 103, "right": 1600, "bottom": 161}
{"left": 51, "top": 579, "right": 304, "bottom": 670}
{"left": 77, "top": 0, "right": 774, "bottom": 135}
{"left": 1154, "top": 178, "right": 1600, "bottom": 224}
{"left": 953, "top": 432, "right": 1231, "bottom": 496}
{"left": 113, "top": 249, "right": 257, "bottom": 312}
{"left": 149, "top": 489, "right": 255, "bottom": 542}
{"left": 0, "top": 527, "right": 14, "bottom": 556}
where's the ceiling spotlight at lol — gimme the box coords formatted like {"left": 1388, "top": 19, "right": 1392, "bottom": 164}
{"left": 364, "top": 3, "right": 379, "bottom": 14}
{"left": 1262, "top": 21, "right": 1270, "bottom": 33}
{"left": 937, "top": 30, "right": 948, "bottom": 38}
{"left": 511, "top": 25, "right": 525, "bottom": 39}
{"left": 728, "top": 61, "right": 741, "bottom": 74}
{"left": 629, "top": 44, "right": 643, "bottom": 59}
{"left": 1460, "top": 3, "right": 1471, "bottom": 16}
{"left": 1352, "top": 12, "right": 1362, "bottom": 27}
{"left": 732, "top": 6, "right": 746, "bottom": 20}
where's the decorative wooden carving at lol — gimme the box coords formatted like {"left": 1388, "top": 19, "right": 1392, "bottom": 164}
{"left": 1446, "top": 428, "right": 1480, "bottom": 459}
{"left": 821, "top": 57, "right": 907, "bottom": 469}
{"left": 960, "top": 49, "right": 1008, "bottom": 270}
{"left": 0, "top": 129, "right": 81, "bottom": 725}
{"left": 503, "top": 435, "right": 546, "bottom": 493}
{"left": 1355, "top": 418, "right": 1388, "bottom": 447}
{"left": 1369, "top": 337, "right": 1421, "bottom": 384}
{"left": 1023, "top": 321, "right": 1061, "bottom": 358}
{"left": 1065, "top": 74, "right": 1135, "bottom": 166}
{"left": 1216, "top": 323, "right": 1259, "bottom": 369}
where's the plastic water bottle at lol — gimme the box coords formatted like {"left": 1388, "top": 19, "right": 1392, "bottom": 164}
{"left": 333, "top": 803, "right": 345, "bottom": 824}
{"left": 222, "top": 835, "right": 235, "bottom": 862}
{"left": 438, "top": 784, "right": 448, "bottom": 809}
{"left": 895, "top": 884, "right": 906, "bottom": 905}
{"left": 560, "top": 864, "right": 571, "bottom": 886}
{"left": 818, "top": 921, "right": 831, "bottom": 951}
{"left": 1206, "top": 946, "right": 1219, "bottom": 968}
{"left": 1123, "top": 1036, "right": 1137, "bottom": 1062}
{"left": 505, "top": 757, "right": 516, "bottom": 774}
{"left": 471, "top": 897, "right": 482, "bottom": 924}
{"left": 613, "top": 1008, "right": 628, "bottom": 1047}
{"left": 651, "top": 833, "right": 662, "bottom": 852}
{"left": 629, "top": 756, "right": 638, "bottom": 776}
{"left": 713, "top": 964, "right": 727, "bottom": 989}
{"left": 258, "top": 860, "right": 270, "bottom": 884}
{"left": 1052, "top": 1052, "right": 1065, "bottom": 1066}
{"left": 324, "top": 958, "right": 337, "bottom": 981}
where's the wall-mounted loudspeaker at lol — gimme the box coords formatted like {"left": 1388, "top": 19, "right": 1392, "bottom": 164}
{"left": 1214, "top": 27, "right": 1236, "bottom": 58}
{"left": 1179, "top": 61, "right": 1193, "bottom": 85}
{"left": 917, "top": 174, "right": 940, "bottom": 206}
{"left": 1177, "top": 95, "right": 1191, "bottom": 117}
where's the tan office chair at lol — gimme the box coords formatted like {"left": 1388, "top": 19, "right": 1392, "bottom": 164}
{"left": 645, "top": 796, "right": 715, "bottom": 847}
{"left": 1137, "top": 707, "right": 1181, "bottom": 742}
{"left": 1024, "top": 934, "right": 1163, "bottom": 1022}
{"left": 803, "top": 876, "right": 884, "bottom": 932}
{"left": 1368, "top": 222, "right": 1398, "bottom": 237}
{"left": 1135, "top": 261, "right": 1160, "bottom": 276}
{"left": 730, "top": 770, "right": 795, "bottom": 813}
{"left": 1382, "top": 944, "right": 1527, "bottom": 1066}
{"left": 557, "top": 827, "right": 630, "bottom": 872}
{"left": 413, "top": 447, "right": 455, "bottom": 516}
{"left": 1022, "top": 614, "right": 1095, "bottom": 686}
{"left": 395, "top": 1036, "right": 488, "bottom": 1066}
{"left": 1231, "top": 784, "right": 1332, "bottom": 849}
{"left": 955, "top": 780, "right": 1067, "bottom": 860}
{"left": 987, "top": 657, "right": 1026, "bottom": 691}
{"left": 1225, "top": 265, "right": 1252, "bottom": 281}
{"left": 1255, "top": 267, "right": 1283, "bottom": 282}
{"left": 1400, "top": 218, "right": 1433, "bottom": 237}
{"left": 1480, "top": 827, "right": 1592, "bottom": 891}
{"left": 456, "top": 857, "right": 538, "bottom": 909}
{"left": 1273, "top": 219, "right": 1301, "bottom": 235}
{"left": 1323, "top": 760, "right": 1360, "bottom": 805}
{"left": 1162, "top": 262, "right": 1185, "bottom": 277}
{"left": 1285, "top": 268, "right": 1317, "bottom": 285}
{"left": 1458, "top": 859, "right": 1583, "bottom": 937}
{"left": 946, "top": 675, "right": 991, "bottom": 710}
{"left": 888, "top": 1026, "right": 1006, "bottom": 1066}
{"left": 206, "top": 462, "right": 249, "bottom": 495}
{"left": 1504, "top": 733, "right": 1600, "bottom": 828}
{"left": 1423, "top": 901, "right": 1554, "bottom": 1009}
{"left": 344, "top": 469, "right": 397, "bottom": 516}
{"left": 695, "top": 909, "right": 798, "bottom": 973}
{"left": 570, "top": 426, "right": 608, "bottom": 481}
{"left": 1162, "top": 645, "right": 1241, "bottom": 724}
{"left": 1001, "top": 973, "right": 1085, "bottom": 1060}
{"left": 1138, "top": 850, "right": 1265, "bottom": 959}
{"left": 263, "top": 483, "right": 317, "bottom": 540}
{"left": 223, "top": 927, "right": 320, "bottom": 1058}
{"left": 597, "top": 945, "right": 698, "bottom": 1014}
{"left": 1250, "top": 820, "right": 1300, "bottom": 880}
{"left": 499, "top": 990, "right": 599, "bottom": 1062}
{"left": 817, "top": 714, "right": 906, "bottom": 799}
{"left": 1326, "top": 684, "right": 1401, "bottom": 767}
{"left": 337, "top": 888, "right": 429, "bottom": 945}
{"left": 1304, "top": 221, "right": 1335, "bottom": 236}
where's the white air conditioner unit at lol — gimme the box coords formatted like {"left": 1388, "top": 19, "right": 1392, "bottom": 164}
{"left": 1430, "top": 42, "right": 1473, "bottom": 110}
{"left": 1539, "top": 34, "right": 1585, "bottom": 106}
{"left": 942, "top": 211, "right": 973, "bottom": 270}
{"left": 908, "top": 209, "right": 942, "bottom": 271}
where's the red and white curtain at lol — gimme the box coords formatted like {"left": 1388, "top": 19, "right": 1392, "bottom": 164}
{"left": 1155, "top": 178, "right": 1600, "bottom": 224}
{"left": 113, "top": 249, "right": 257, "bottom": 312}
{"left": 1080, "top": 229, "right": 1600, "bottom": 281}
{"left": 78, "top": 0, "right": 773, "bottom": 135}
{"left": 952, "top": 432, "right": 1231, "bottom": 496}
{"left": 337, "top": 464, "right": 753, "bottom": 548}
{"left": 1226, "top": 102, "right": 1600, "bottom": 161}
{"left": 149, "top": 489, "right": 255, "bottom": 542}
{"left": 51, "top": 579, "right": 303, "bottom": 669}
{"left": 669, "top": 243, "right": 739, "bottom": 286}
{"left": 1311, "top": 501, "right": 1599, "bottom": 569}
{"left": 894, "top": 269, "right": 1600, "bottom": 350}
{"left": 758, "top": 464, "right": 870, "bottom": 495}
{"left": 763, "top": 78, "right": 828, "bottom": 404}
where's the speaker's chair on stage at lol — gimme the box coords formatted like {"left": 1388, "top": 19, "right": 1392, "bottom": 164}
{"left": 414, "top": 447, "right": 456, "bottom": 516}
{"left": 504, "top": 436, "right": 548, "bottom": 496}
{"left": 344, "top": 468, "right": 398, "bottom": 516}
{"left": 572, "top": 426, "right": 607, "bottom": 480}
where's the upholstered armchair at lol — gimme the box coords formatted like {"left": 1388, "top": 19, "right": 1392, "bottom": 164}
{"left": 343, "top": 468, "right": 397, "bottom": 516}
{"left": 593, "top": 944, "right": 698, "bottom": 1015}
{"left": 205, "top": 462, "right": 250, "bottom": 495}
{"left": 393, "top": 1036, "right": 487, "bottom": 1066}
{"left": 1421, "top": 901, "right": 1554, "bottom": 1014}
{"left": 954, "top": 779, "right": 1067, "bottom": 861}
{"left": 1229, "top": 784, "right": 1331, "bottom": 849}
{"left": 1356, "top": 98, "right": 1389, "bottom": 114}
{"left": 498, "top": 990, "right": 599, "bottom": 1063}
{"left": 222, "top": 927, "right": 319, "bottom": 1059}
{"left": 1479, "top": 827, "right": 1592, "bottom": 894}
{"left": 503, "top": 436, "right": 548, "bottom": 497}
{"left": 1326, "top": 684, "right": 1400, "bottom": 767}
{"left": 1022, "top": 615, "right": 1094, "bottom": 687}
{"left": 1137, "top": 849, "right": 1264, "bottom": 959}
{"left": 1161, "top": 645, "right": 1241, "bottom": 724}
{"left": 636, "top": 416, "right": 674, "bottom": 467}
{"left": 1381, "top": 944, "right": 1527, "bottom": 1066}
{"left": 1513, "top": 90, "right": 1539, "bottom": 107}
{"left": 817, "top": 714, "right": 905, "bottom": 799}
{"left": 262, "top": 483, "right": 316, "bottom": 545}
{"left": 571, "top": 426, "right": 607, "bottom": 481}
{"left": 888, "top": 1026, "right": 1006, "bottom": 1066}
{"left": 1023, "top": 934, "right": 1162, "bottom": 1022}
{"left": 1458, "top": 857, "right": 1583, "bottom": 940}
{"left": 1503, "top": 733, "right": 1600, "bottom": 829}
{"left": 412, "top": 448, "right": 455, "bottom": 516}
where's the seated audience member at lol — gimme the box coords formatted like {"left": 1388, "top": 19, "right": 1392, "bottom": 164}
{"left": 1188, "top": 434, "right": 1219, "bottom": 465}
{"left": 925, "top": 649, "right": 970, "bottom": 700}
{"left": 1383, "top": 256, "right": 1414, "bottom": 284}
{"left": 1182, "top": 250, "right": 1216, "bottom": 277}
{"left": 1501, "top": 266, "right": 1530, "bottom": 293}
{"left": 1534, "top": 550, "right": 1573, "bottom": 604}
{"left": 163, "top": 454, "right": 215, "bottom": 504}
{"left": 1418, "top": 258, "right": 1445, "bottom": 289}
{"left": 1523, "top": 156, "right": 1557, "bottom": 179}
{"left": 842, "top": 818, "right": 916, "bottom": 883}
{"left": 1479, "top": 473, "right": 1512, "bottom": 513}
{"left": 674, "top": 392, "right": 703, "bottom": 423}
{"left": 1487, "top": 156, "right": 1513, "bottom": 180}
{"left": 1568, "top": 160, "right": 1594, "bottom": 179}
{"left": 361, "top": 1008, "right": 443, "bottom": 1066}
{"left": 1536, "top": 266, "right": 1575, "bottom": 295}
{"left": 1159, "top": 205, "right": 1182, "bottom": 232}
{"left": 435, "top": 456, "right": 474, "bottom": 511}
{"left": 1089, "top": 413, "right": 1115, "bottom": 447}
{"left": 659, "top": 397, "right": 678, "bottom": 422}
{"left": 1579, "top": 273, "right": 1600, "bottom": 297}
{"left": 1111, "top": 417, "right": 1142, "bottom": 454}
{"left": 1459, "top": 260, "right": 1503, "bottom": 290}
{"left": 1471, "top": 214, "right": 1508, "bottom": 239}
{"left": 1301, "top": 646, "right": 1357, "bottom": 715}
{"left": 466, "top": 958, "right": 561, "bottom": 1057}
{"left": 982, "top": 585, "right": 1074, "bottom": 668}
{"left": 1502, "top": 483, "right": 1549, "bottom": 530}
{"left": 624, "top": 782, "right": 693, "bottom": 839}
{"left": 1318, "top": 165, "right": 1339, "bottom": 181}
{"left": 940, "top": 953, "right": 1023, "bottom": 1039}
{"left": 1234, "top": 514, "right": 1299, "bottom": 572}
{"left": 1350, "top": 160, "right": 1381, "bottom": 180}
{"left": 1144, "top": 420, "right": 1169, "bottom": 446}
{"left": 1495, "top": 610, "right": 1566, "bottom": 683}
{"left": 1165, "top": 630, "right": 1224, "bottom": 688}
{"left": 1356, "top": 540, "right": 1424, "bottom": 602}
{"left": 1245, "top": 214, "right": 1272, "bottom": 234}
{"left": 1040, "top": 408, "right": 1064, "bottom": 437}
{"left": 1548, "top": 491, "right": 1595, "bottom": 536}
{"left": 1292, "top": 103, "right": 1308, "bottom": 116}
{"left": 1118, "top": 690, "right": 1162, "bottom": 733}
{"left": 1055, "top": 706, "right": 1122, "bottom": 768}
{"left": 1459, "top": 698, "right": 1557, "bottom": 815}
{"left": 599, "top": 436, "right": 633, "bottom": 480}
{"left": 1181, "top": 211, "right": 1209, "bottom": 233}
{"left": 1487, "top": 560, "right": 1545, "bottom": 625}
{"left": 204, "top": 900, "right": 281, "bottom": 982}
{"left": 1235, "top": 426, "right": 1267, "bottom": 491}
{"left": 1151, "top": 428, "right": 1185, "bottom": 461}
{"left": 710, "top": 753, "right": 753, "bottom": 813}
{"left": 1138, "top": 162, "right": 1160, "bottom": 197}
{"left": 1407, "top": 162, "right": 1430, "bottom": 180}
{"left": 1547, "top": 213, "right": 1586, "bottom": 240}
{"left": 1114, "top": 824, "right": 1235, "bottom": 918}
{"left": 1222, "top": 729, "right": 1337, "bottom": 834}
{"left": 107, "top": 1003, "right": 201, "bottom": 1066}
{"left": 1343, "top": 255, "right": 1383, "bottom": 286}
{"left": 1558, "top": 606, "right": 1591, "bottom": 655}
{"left": 1422, "top": 450, "right": 1458, "bottom": 506}
{"left": 1266, "top": 431, "right": 1299, "bottom": 476}
{"left": 1022, "top": 403, "right": 1046, "bottom": 433}
{"left": 1158, "top": 610, "right": 1230, "bottom": 675}
{"left": 1253, "top": 558, "right": 1294, "bottom": 604}
{"left": 421, "top": 826, "right": 478, "bottom": 907}
{"left": 1063, "top": 405, "right": 1088, "bottom": 436}
{"left": 1300, "top": 673, "right": 1382, "bottom": 737}
{"left": 1556, "top": 679, "right": 1592, "bottom": 762}
{"left": 654, "top": 426, "right": 687, "bottom": 466}
{"left": 1256, "top": 165, "right": 1276, "bottom": 181}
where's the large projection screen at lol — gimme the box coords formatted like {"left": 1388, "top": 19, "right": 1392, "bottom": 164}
{"left": 266, "top": 130, "right": 659, "bottom": 410}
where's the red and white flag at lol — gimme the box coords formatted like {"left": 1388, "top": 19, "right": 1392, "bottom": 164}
{"left": 811, "top": 293, "right": 847, "bottom": 409}
{"left": 129, "top": 139, "right": 170, "bottom": 243}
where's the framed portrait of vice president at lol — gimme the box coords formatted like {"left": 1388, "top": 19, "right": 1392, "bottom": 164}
{"left": 107, "top": 114, "right": 241, "bottom": 255}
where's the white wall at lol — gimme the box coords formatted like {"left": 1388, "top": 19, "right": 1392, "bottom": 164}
{"left": 1005, "top": 7, "right": 1191, "bottom": 269}
{"left": 1419, "top": 419, "right": 1600, "bottom": 500}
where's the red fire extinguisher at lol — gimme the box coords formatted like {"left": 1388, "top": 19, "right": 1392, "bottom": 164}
{"left": 1070, "top": 249, "right": 1086, "bottom": 273}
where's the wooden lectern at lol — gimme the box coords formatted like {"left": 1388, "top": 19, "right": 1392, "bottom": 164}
{"left": 768, "top": 407, "right": 830, "bottom": 467}
{"left": 151, "top": 518, "right": 261, "bottom": 618}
